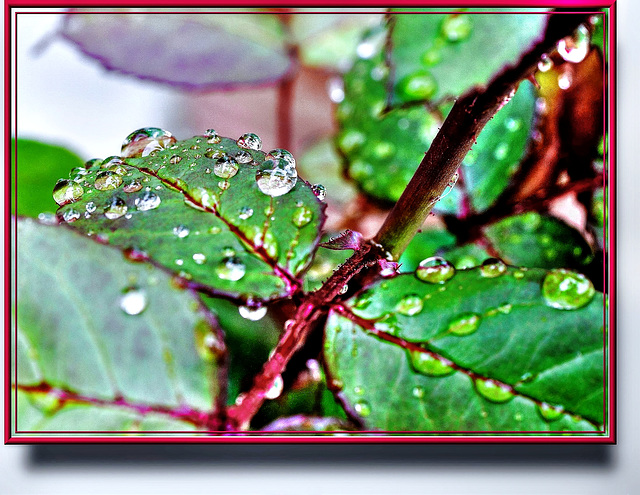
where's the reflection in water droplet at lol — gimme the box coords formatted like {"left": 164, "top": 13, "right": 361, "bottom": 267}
{"left": 480, "top": 258, "right": 507, "bottom": 278}
{"left": 397, "top": 70, "right": 438, "bottom": 101}
{"left": 447, "top": 312, "right": 481, "bottom": 336}
{"left": 412, "top": 386, "right": 425, "bottom": 399}
{"left": 239, "top": 305, "right": 267, "bottom": 321}
{"left": 475, "top": 378, "right": 514, "bottom": 403}
{"left": 119, "top": 287, "right": 148, "bottom": 315}
{"left": 214, "top": 157, "right": 239, "bottom": 179}
{"left": 123, "top": 179, "right": 143, "bottom": 193}
{"left": 558, "top": 71, "right": 572, "bottom": 90}
{"left": 234, "top": 150, "right": 253, "bottom": 164}
{"left": 239, "top": 206, "right": 254, "bottom": 220}
{"left": 266, "top": 148, "right": 296, "bottom": 167}
{"left": 395, "top": 294, "right": 423, "bottom": 316}
{"left": 104, "top": 197, "right": 127, "bottom": 220}
{"left": 216, "top": 256, "right": 246, "bottom": 281}
{"left": 265, "top": 375, "right": 283, "bottom": 399}
{"left": 192, "top": 253, "right": 206, "bottom": 265}
{"left": 409, "top": 350, "right": 455, "bottom": 377}
{"left": 416, "top": 256, "right": 455, "bottom": 284}
{"left": 542, "top": 269, "right": 595, "bottom": 310}
{"left": 94, "top": 171, "right": 123, "bottom": 191}
{"left": 538, "top": 402, "right": 564, "bottom": 421}
{"left": 237, "top": 133, "right": 262, "bottom": 150}
{"left": 134, "top": 190, "right": 161, "bottom": 211}
{"left": 328, "top": 77, "right": 345, "bottom": 103}
{"left": 292, "top": 205, "right": 313, "bottom": 227}
{"left": 121, "top": 128, "right": 176, "bottom": 157}
{"left": 169, "top": 154, "right": 182, "bottom": 164}
{"left": 62, "top": 208, "right": 81, "bottom": 223}
{"left": 173, "top": 225, "right": 190, "bottom": 238}
{"left": 354, "top": 400, "right": 371, "bottom": 417}
{"left": 557, "top": 24, "right": 590, "bottom": 64}
{"left": 53, "top": 179, "right": 84, "bottom": 206}
{"left": 441, "top": 14, "right": 473, "bottom": 42}
{"left": 538, "top": 53, "right": 553, "bottom": 72}
{"left": 256, "top": 158, "right": 297, "bottom": 197}
{"left": 311, "top": 184, "right": 326, "bottom": 201}
{"left": 204, "top": 129, "right": 221, "bottom": 143}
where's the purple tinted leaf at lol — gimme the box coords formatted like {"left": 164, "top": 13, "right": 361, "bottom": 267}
{"left": 319, "top": 229, "right": 364, "bottom": 251}
{"left": 60, "top": 11, "right": 293, "bottom": 90}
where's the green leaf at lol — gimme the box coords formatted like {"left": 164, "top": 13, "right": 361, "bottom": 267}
{"left": 12, "top": 139, "right": 85, "bottom": 217}
{"left": 336, "top": 53, "right": 536, "bottom": 211}
{"left": 484, "top": 212, "right": 594, "bottom": 269}
{"left": 60, "top": 11, "right": 292, "bottom": 90}
{"left": 398, "top": 229, "right": 457, "bottom": 272}
{"left": 290, "top": 12, "right": 385, "bottom": 70}
{"left": 13, "top": 218, "right": 222, "bottom": 433}
{"left": 55, "top": 132, "right": 325, "bottom": 303}
{"left": 462, "top": 81, "right": 537, "bottom": 211}
{"left": 297, "top": 138, "right": 358, "bottom": 207}
{"left": 336, "top": 52, "right": 444, "bottom": 204}
{"left": 389, "top": 10, "right": 548, "bottom": 104}
{"left": 440, "top": 243, "right": 491, "bottom": 269}
{"left": 324, "top": 265, "right": 604, "bottom": 432}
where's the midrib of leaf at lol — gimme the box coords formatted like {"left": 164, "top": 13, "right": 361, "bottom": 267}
{"left": 134, "top": 164, "right": 302, "bottom": 293}
{"left": 14, "top": 383, "right": 209, "bottom": 429}
{"left": 333, "top": 305, "right": 600, "bottom": 427}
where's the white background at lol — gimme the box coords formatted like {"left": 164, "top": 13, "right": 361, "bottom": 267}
{"left": 3, "top": 2, "right": 639, "bottom": 493}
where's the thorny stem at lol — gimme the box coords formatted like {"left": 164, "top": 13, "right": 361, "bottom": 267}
{"left": 375, "top": 13, "right": 591, "bottom": 259}
{"left": 226, "top": 242, "right": 384, "bottom": 430}
{"left": 226, "top": 13, "right": 591, "bottom": 430}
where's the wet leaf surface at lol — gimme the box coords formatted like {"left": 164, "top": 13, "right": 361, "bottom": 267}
{"left": 14, "top": 219, "right": 221, "bottom": 432}
{"left": 388, "top": 10, "right": 548, "bottom": 104}
{"left": 12, "top": 139, "right": 85, "bottom": 217}
{"left": 55, "top": 131, "right": 325, "bottom": 303}
{"left": 324, "top": 265, "right": 604, "bottom": 431}
{"left": 484, "top": 212, "right": 594, "bottom": 269}
{"left": 60, "top": 11, "right": 292, "bottom": 90}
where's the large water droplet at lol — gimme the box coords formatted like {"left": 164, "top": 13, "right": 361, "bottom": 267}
{"left": 395, "top": 294, "right": 423, "bottom": 316}
{"left": 480, "top": 258, "right": 507, "bottom": 278}
{"left": 409, "top": 350, "right": 455, "bottom": 377}
{"left": 213, "top": 156, "right": 239, "bottom": 179}
{"left": 475, "top": 378, "right": 514, "bottom": 403}
{"left": 416, "top": 256, "right": 455, "bottom": 284}
{"left": 216, "top": 256, "right": 246, "bottom": 281}
{"left": 447, "top": 312, "right": 481, "bottom": 336}
{"left": 256, "top": 158, "right": 297, "bottom": 197}
{"left": 104, "top": 196, "right": 127, "bottom": 220}
{"left": 119, "top": 286, "right": 148, "bottom": 315}
{"left": 441, "top": 14, "right": 472, "bottom": 42}
{"left": 173, "top": 224, "right": 190, "bottom": 238}
{"left": 237, "top": 133, "right": 262, "bottom": 150}
{"left": 94, "top": 171, "right": 123, "bottom": 191}
{"left": 538, "top": 402, "right": 564, "bottom": 422}
{"left": 266, "top": 148, "right": 296, "bottom": 167}
{"left": 397, "top": 70, "right": 438, "bottom": 101}
{"left": 265, "top": 375, "right": 283, "bottom": 400}
{"left": 292, "top": 205, "right": 313, "bottom": 228}
{"left": 134, "top": 190, "right": 161, "bottom": 211}
{"left": 121, "top": 128, "right": 176, "bottom": 158}
{"left": 239, "top": 305, "right": 267, "bottom": 321}
{"left": 557, "top": 24, "right": 590, "bottom": 64}
{"left": 53, "top": 179, "right": 84, "bottom": 206}
{"left": 541, "top": 269, "right": 595, "bottom": 310}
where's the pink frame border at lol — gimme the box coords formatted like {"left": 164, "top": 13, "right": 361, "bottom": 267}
{"left": 4, "top": 0, "right": 617, "bottom": 444}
